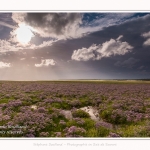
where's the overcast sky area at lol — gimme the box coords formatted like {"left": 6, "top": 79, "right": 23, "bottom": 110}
{"left": 0, "top": 12, "right": 150, "bottom": 80}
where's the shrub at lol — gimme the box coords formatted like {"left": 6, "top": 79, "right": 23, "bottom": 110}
{"left": 72, "top": 109, "right": 90, "bottom": 118}
{"left": 97, "top": 126, "right": 110, "bottom": 137}
{"left": 63, "top": 126, "right": 86, "bottom": 137}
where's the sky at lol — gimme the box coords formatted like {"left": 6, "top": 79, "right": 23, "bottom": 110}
{"left": 0, "top": 12, "right": 150, "bottom": 80}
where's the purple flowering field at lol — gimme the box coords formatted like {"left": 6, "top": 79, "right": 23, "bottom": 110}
{"left": 0, "top": 80, "right": 150, "bottom": 137}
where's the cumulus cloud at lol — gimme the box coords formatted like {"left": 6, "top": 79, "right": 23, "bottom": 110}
{"left": 0, "top": 38, "right": 56, "bottom": 53}
{"left": 0, "top": 39, "right": 34, "bottom": 52}
{"left": 35, "top": 59, "right": 56, "bottom": 67}
{"left": 142, "top": 31, "right": 150, "bottom": 46}
{"left": 0, "top": 40, "right": 23, "bottom": 52}
{"left": 0, "top": 61, "right": 11, "bottom": 68}
{"left": 20, "top": 58, "right": 25, "bottom": 60}
{"left": 11, "top": 13, "right": 26, "bottom": 24}
{"left": 142, "top": 31, "right": 150, "bottom": 38}
{"left": 143, "top": 38, "right": 150, "bottom": 46}
{"left": 31, "top": 57, "right": 36, "bottom": 59}
{"left": 114, "top": 57, "right": 139, "bottom": 68}
{"left": 37, "top": 40, "right": 57, "bottom": 48}
{"left": 71, "top": 36, "right": 133, "bottom": 61}
{"left": 12, "top": 13, "right": 83, "bottom": 39}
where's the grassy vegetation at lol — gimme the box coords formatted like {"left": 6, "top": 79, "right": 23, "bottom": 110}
{"left": 0, "top": 80, "right": 150, "bottom": 137}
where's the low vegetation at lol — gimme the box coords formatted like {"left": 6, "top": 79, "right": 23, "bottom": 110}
{"left": 0, "top": 80, "right": 150, "bottom": 137}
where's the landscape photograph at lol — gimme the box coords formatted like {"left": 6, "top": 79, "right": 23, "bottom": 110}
{"left": 0, "top": 12, "right": 150, "bottom": 137}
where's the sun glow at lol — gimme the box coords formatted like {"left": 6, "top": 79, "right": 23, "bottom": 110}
{"left": 16, "top": 24, "right": 34, "bottom": 44}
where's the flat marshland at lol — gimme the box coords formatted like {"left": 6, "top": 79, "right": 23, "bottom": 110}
{"left": 0, "top": 80, "right": 150, "bottom": 137}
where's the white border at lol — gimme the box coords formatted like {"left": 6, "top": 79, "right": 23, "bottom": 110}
{"left": 0, "top": 0, "right": 150, "bottom": 11}
{"left": 0, "top": 0, "right": 150, "bottom": 148}
{"left": 0, "top": 138, "right": 150, "bottom": 150}
{"left": 1, "top": 10, "right": 150, "bottom": 13}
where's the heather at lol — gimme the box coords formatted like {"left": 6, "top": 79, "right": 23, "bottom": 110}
{"left": 0, "top": 81, "right": 150, "bottom": 137}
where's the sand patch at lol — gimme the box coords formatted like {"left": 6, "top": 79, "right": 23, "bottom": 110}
{"left": 61, "top": 110, "right": 73, "bottom": 120}
{"left": 31, "top": 105, "right": 37, "bottom": 110}
{"left": 80, "top": 106, "right": 99, "bottom": 121}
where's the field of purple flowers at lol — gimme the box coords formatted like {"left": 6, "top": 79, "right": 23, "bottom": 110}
{"left": 0, "top": 81, "right": 150, "bottom": 137}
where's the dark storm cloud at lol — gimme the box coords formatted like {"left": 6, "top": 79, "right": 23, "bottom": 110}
{"left": 11, "top": 13, "right": 141, "bottom": 41}
{"left": 30, "top": 13, "right": 150, "bottom": 64}
{"left": 31, "top": 13, "right": 150, "bottom": 79}
{"left": 25, "top": 13, "right": 82, "bottom": 34}
{"left": 1, "top": 13, "right": 150, "bottom": 80}
{"left": 12, "top": 13, "right": 83, "bottom": 39}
